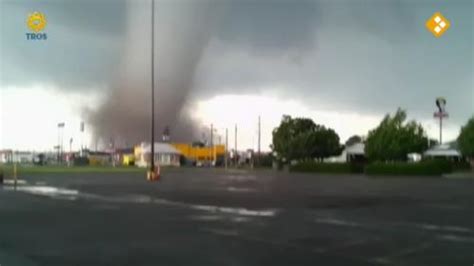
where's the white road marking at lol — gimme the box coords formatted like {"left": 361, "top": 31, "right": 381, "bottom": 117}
{"left": 191, "top": 205, "right": 277, "bottom": 217}
{"left": 371, "top": 242, "right": 434, "bottom": 265}
{"left": 315, "top": 218, "right": 362, "bottom": 227}
{"left": 190, "top": 215, "right": 224, "bottom": 221}
{"left": 414, "top": 223, "right": 473, "bottom": 233}
{"left": 3, "top": 185, "right": 79, "bottom": 200}
{"left": 226, "top": 187, "right": 257, "bottom": 193}
{"left": 2, "top": 179, "right": 27, "bottom": 185}
{"left": 315, "top": 216, "right": 474, "bottom": 235}
{"left": 437, "top": 234, "right": 474, "bottom": 243}
{"left": 6, "top": 184, "right": 278, "bottom": 219}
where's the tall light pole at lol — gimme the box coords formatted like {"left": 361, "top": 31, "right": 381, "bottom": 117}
{"left": 148, "top": 0, "right": 158, "bottom": 180}
{"left": 210, "top": 124, "right": 213, "bottom": 147}
{"left": 225, "top": 128, "right": 228, "bottom": 169}
{"left": 80, "top": 121, "right": 85, "bottom": 156}
{"left": 57, "top": 122, "right": 65, "bottom": 163}
{"left": 257, "top": 116, "right": 261, "bottom": 165}
{"left": 234, "top": 124, "right": 237, "bottom": 166}
{"left": 57, "top": 124, "right": 60, "bottom": 162}
{"left": 210, "top": 123, "right": 213, "bottom": 164}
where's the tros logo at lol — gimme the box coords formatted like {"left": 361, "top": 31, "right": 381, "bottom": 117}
{"left": 26, "top": 12, "right": 47, "bottom": 40}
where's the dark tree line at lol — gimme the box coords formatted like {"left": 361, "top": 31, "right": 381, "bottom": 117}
{"left": 271, "top": 110, "right": 474, "bottom": 165}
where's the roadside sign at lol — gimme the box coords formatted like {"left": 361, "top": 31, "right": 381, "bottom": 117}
{"left": 433, "top": 112, "right": 449, "bottom": 118}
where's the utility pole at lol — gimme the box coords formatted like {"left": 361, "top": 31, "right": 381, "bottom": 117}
{"left": 69, "top": 138, "right": 73, "bottom": 167}
{"left": 234, "top": 124, "right": 237, "bottom": 166}
{"left": 439, "top": 117, "right": 442, "bottom": 145}
{"left": 57, "top": 122, "right": 65, "bottom": 163}
{"left": 57, "top": 124, "right": 60, "bottom": 162}
{"left": 210, "top": 124, "right": 213, "bottom": 164}
{"left": 80, "top": 121, "right": 84, "bottom": 156}
{"left": 225, "top": 128, "right": 228, "bottom": 169}
{"left": 13, "top": 162, "right": 17, "bottom": 189}
{"left": 210, "top": 124, "right": 213, "bottom": 147}
{"left": 258, "top": 116, "right": 261, "bottom": 165}
{"left": 60, "top": 123, "right": 64, "bottom": 161}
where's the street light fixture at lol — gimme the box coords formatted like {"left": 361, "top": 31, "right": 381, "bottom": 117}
{"left": 57, "top": 122, "right": 65, "bottom": 163}
{"left": 433, "top": 97, "right": 448, "bottom": 145}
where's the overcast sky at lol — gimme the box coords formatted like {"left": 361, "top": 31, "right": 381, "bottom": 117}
{"left": 1, "top": 0, "right": 473, "bottom": 151}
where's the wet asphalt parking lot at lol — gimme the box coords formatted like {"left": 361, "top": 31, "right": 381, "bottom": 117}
{"left": 1, "top": 168, "right": 473, "bottom": 266}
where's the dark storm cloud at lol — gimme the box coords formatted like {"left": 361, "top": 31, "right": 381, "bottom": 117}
{"left": 1, "top": 0, "right": 472, "bottom": 146}
{"left": 193, "top": 0, "right": 473, "bottom": 124}
{"left": 0, "top": 0, "right": 126, "bottom": 89}
{"left": 215, "top": 0, "right": 320, "bottom": 53}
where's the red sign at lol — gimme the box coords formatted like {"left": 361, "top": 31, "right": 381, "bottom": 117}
{"left": 434, "top": 112, "right": 449, "bottom": 118}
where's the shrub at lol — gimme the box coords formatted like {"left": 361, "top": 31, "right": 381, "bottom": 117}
{"left": 452, "top": 161, "right": 472, "bottom": 172}
{"left": 365, "top": 161, "right": 453, "bottom": 176}
{"left": 421, "top": 158, "right": 471, "bottom": 172}
{"left": 257, "top": 154, "right": 274, "bottom": 168}
{"left": 290, "top": 162, "right": 363, "bottom": 174}
{"left": 73, "top": 157, "right": 90, "bottom": 166}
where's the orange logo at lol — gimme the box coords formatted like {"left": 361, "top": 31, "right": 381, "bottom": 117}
{"left": 426, "top": 12, "right": 450, "bottom": 38}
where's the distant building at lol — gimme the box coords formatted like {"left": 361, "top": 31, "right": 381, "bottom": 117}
{"left": 423, "top": 142, "right": 462, "bottom": 161}
{"left": 11, "top": 151, "right": 34, "bottom": 164}
{"left": 172, "top": 143, "right": 225, "bottom": 166}
{"left": 115, "top": 148, "right": 135, "bottom": 166}
{"left": 407, "top": 153, "right": 422, "bottom": 162}
{"left": 0, "top": 150, "right": 13, "bottom": 163}
{"left": 84, "top": 150, "right": 112, "bottom": 166}
{"left": 135, "top": 142, "right": 181, "bottom": 167}
{"left": 325, "top": 143, "right": 366, "bottom": 163}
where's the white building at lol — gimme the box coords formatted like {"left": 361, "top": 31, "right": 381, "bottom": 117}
{"left": 135, "top": 142, "right": 181, "bottom": 167}
{"left": 325, "top": 143, "right": 365, "bottom": 163}
{"left": 10, "top": 151, "right": 34, "bottom": 164}
{"left": 423, "top": 143, "right": 462, "bottom": 160}
{"left": 0, "top": 150, "right": 13, "bottom": 163}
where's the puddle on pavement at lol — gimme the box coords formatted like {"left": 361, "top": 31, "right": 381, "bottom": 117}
{"left": 2, "top": 179, "right": 27, "bottom": 185}
{"left": 201, "top": 228, "right": 240, "bottom": 237}
{"left": 190, "top": 214, "right": 252, "bottom": 223}
{"left": 226, "top": 174, "right": 257, "bottom": 181}
{"left": 2, "top": 183, "right": 278, "bottom": 219}
{"left": 315, "top": 216, "right": 474, "bottom": 236}
{"left": 437, "top": 234, "right": 474, "bottom": 243}
{"left": 315, "top": 218, "right": 362, "bottom": 227}
{"left": 412, "top": 223, "right": 473, "bottom": 233}
{"left": 191, "top": 205, "right": 277, "bottom": 217}
{"left": 190, "top": 215, "right": 224, "bottom": 221}
{"left": 225, "top": 187, "right": 257, "bottom": 193}
{"left": 3, "top": 185, "right": 79, "bottom": 200}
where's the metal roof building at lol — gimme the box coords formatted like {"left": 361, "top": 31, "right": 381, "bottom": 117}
{"left": 423, "top": 143, "right": 462, "bottom": 158}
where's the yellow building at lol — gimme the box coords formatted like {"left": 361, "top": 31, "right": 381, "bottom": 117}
{"left": 172, "top": 143, "right": 225, "bottom": 164}
{"left": 122, "top": 154, "right": 135, "bottom": 166}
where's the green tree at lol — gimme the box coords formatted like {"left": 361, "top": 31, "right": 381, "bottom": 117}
{"left": 271, "top": 115, "right": 342, "bottom": 162}
{"left": 345, "top": 135, "right": 363, "bottom": 147}
{"left": 458, "top": 116, "right": 474, "bottom": 159}
{"left": 365, "top": 108, "right": 428, "bottom": 161}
